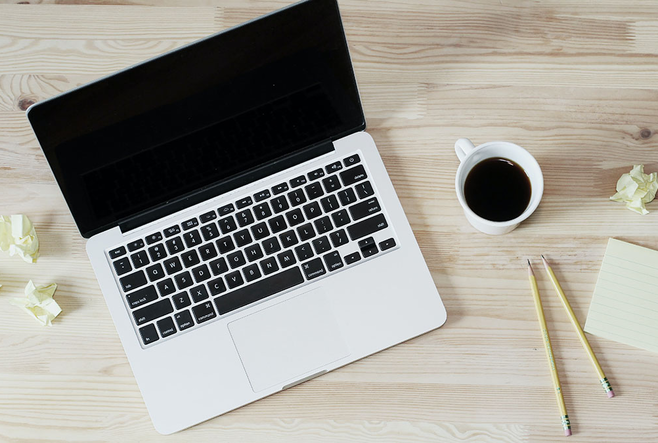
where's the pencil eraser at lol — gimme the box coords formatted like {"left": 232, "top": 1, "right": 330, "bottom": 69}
{"left": 607, "top": 389, "right": 615, "bottom": 398}
{"left": 565, "top": 429, "right": 572, "bottom": 437}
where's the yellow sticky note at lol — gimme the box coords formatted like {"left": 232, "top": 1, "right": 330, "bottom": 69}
{"left": 10, "top": 281, "right": 62, "bottom": 326}
{"left": 610, "top": 165, "right": 658, "bottom": 215}
{"left": 0, "top": 215, "right": 40, "bottom": 263}
{"left": 584, "top": 239, "right": 658, "bottom": 353}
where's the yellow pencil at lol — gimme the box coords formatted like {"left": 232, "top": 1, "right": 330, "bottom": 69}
{"left": 528, "top": 260, "right": 572, "bottom": 437}
{"left": 541, "top": 255, "right": 615, "bottom": 398}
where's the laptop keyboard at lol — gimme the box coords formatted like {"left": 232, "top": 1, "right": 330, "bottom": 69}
{"left": 107, "top": 153, "right": 398, "bottom": 346}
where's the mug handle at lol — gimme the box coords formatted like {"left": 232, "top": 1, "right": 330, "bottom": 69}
{"left": 455, "top": 138, "right": 476, "bottom": 162}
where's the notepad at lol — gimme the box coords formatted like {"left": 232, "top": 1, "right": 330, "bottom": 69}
{"left": 584, "top": 238, "right": 658, "bottom": 354}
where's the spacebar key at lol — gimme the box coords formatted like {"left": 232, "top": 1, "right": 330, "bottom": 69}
{"left": 347, "top": 213, "right": 388, "bottom": 241}
{"left": 214, "top": 267, "right": 304, "bottom": 315}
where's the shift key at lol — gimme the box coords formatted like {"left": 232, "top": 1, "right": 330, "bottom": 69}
{"left": 347, "top": 214, "right": 388, "bottom": 241}
{"left": 133, "top": 298, "right": 173, "bottom": 325}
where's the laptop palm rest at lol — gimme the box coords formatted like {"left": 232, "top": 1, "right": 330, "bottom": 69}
{"left": 228, "top": 288, "right": 350, "bottom": 393}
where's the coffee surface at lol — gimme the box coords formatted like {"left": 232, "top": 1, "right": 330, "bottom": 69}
{"left": 464, "top": 157, "right": 531, "bottom": 221}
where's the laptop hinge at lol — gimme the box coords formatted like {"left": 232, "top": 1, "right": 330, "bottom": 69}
{"left": 118, "top": 139, "right": 335, "bottom": 235}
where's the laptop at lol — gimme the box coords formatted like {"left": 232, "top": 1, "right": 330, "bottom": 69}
{"left": 26, "top": 0, "right": 447, "bottom": 434}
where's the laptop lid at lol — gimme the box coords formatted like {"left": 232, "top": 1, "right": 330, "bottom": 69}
{"left": 27, "top": 0, "right": 365, "bottom": 239}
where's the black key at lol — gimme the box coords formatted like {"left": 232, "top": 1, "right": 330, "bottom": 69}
{"left": 163, "top": 256, "right": 182, "bottom": 275}
{"left": 182, "top": 218, "right": 199, "bottom": 230}
{"left": 126, "top": 285, "right": 158, "bottom": 309}
{"left": 323, "top": 251, "right": 344, "bottom": 272}
{"left": 272, "top": 182, "right": 289, "bottom": 195}
{"left": 165, "top": 236, "right": 184, "bottom": 254}
{"left": 219, "top": 216, "right": 238, "bottom": 234}
{"left": 253, "top": 203, "right": 272, "bottom": 220}
{"left": 157, "top": 278, "right": 176, "bottom": 296}
{"left": 308, "top": 168, "right": 325, "bottom": 181}
{"left": 236, "top": 197, "right": 253, "bottom": 209}
{"left": 198, "top": 243, "right": 218, "bottom": 261}
{"left": 355, "top": 181, "right": 374, "bottom": 199}
{"left": 245, "top": 243, "right": 264, "bottom": 262}
{"left": 218, "top": 203, "right": 235, "bottom": 216}
{"left": 349, "top": 197, "right": 381, "bottom": 221}
{"left": 277, "top": 250, "right": 297, "bottom": 268}
{"left": 268, "top": 215, "right": 287, "bottom": 233}
{"left": 145, "top": 263, "right": 165, "bottom": 282}
{"left": 127, "top": 239, "right": 144, "bottom": 252}
{"left": 199, "top": 210, "right": 217, "bottom": 223}
{"left": 343, "top": 153, "right": 361, "bottom": 167}
{"left": 290, "top": 175, "right": 307, "bottom": 188}
{"left": 302, "top": 258, "right": 326, "bottom": 280}
{"left": 191, "top": 264, "right": 211, "bottom": 283}
{"left": 254, "top": 189, "right": 271, "bottom": 202}
{"left": 233, "top": 229, "right": 253, "bottom": 247}
{"left": 109, "top": 246, "right": 126, "bottom": 259}
{"left": 227, "top": 250, "right": 246, "bottom": 269}
{"left": 190, "top": 284, "right": 209, "bottom": 303}
{"left": 379, "top": 238, "right": 397, "bottom": 251}
{"left": 358, "top": 237, "right": 378, "bottom": 257}
{"left": 173, "top": 292, "right": 191, "bottom": 310}
{"left": 139, "top": 324, "right": 159, "bottom": 345}
{"left": 347, "top": 214, "right": 388, "bottom": 241}
{"left": 133, "top": 298, "right": 173, "bottom": 326}
{"left": 214, "top": 267, "right": 304, "bottom": 315}
{"left": 260, "top": 257, "right": 279, "bottom": 275}
{"left": 200, "top": 223, "right": 220, "bottom": 241}
{"left": 344, "top": 252, "right": 361, "bottom": 265}
{"left": 325, "top": 161, "right": 343, "bottom": 174}
{"left": 208, "top": 277, "right": 226, "bottom": 295}
{"left": 175, "top": 271, "right": 194, "bottom": 290}
{"left": 320, "top": 195, "right": 340, "bottom": 213}
{"left": 314, "top": 216, "right": 333, "bottom": 234}
{"left": 113, "top": 257, "right": 132, "bottom": 276}
{"left": 251, "top": 222, "right": 270, "bottom": 240}
{"left": 305, "top": 182, "right": 324, "bottom": 199}
{"left": 362, "top": 244, "right": 378, "bottom": 257}
{"left": 340, "top": 165, "right": 368, "bottom": 186}
{"left": 312, "top": 236, "right": 331, "bottom": 254}
{"left": 270, "top": 196, "right": 289, "bottom": 213}
{"left": 174, "top": 310, "right": 194, "bottom": 331}
{"left": 280, "top": 230, "right": 299, "bottom": 248}
{"left": 157, "top": 317, "right": 177, "bottom": 338}
{"left": 236, "top": 209, "right": 255, "bottom": 227}
{"left": 262, "top": 237, "right": 281, "bottom": 255}
{"left": 322, "top": 175, "right": 342, "bottom": 193}
{"left": 192, "top": 301, "right": 217, "bottom": 324}
{"left": 183, "top": 230, "right": 202, "bottom": 248}
{"left": 297, "top": 223, "right": 316, "bottom": 241}
{"left": 288, "top": 189, "right": 307, "bottom": 207}
{"left": 331, "top": 209, "right": 351, "bottom": 228}
{"left": 243, "top": 263, "right": 261, "bottom": 282}
{"left": 285, "top": 208, "right": 304, "bottom": 227}
{"left": 216, "top": 236, "right": 235, "bottom": 253}
{"left": 181, "top": 249, "right": 200, "bottom": 268}
{"left": 148, "top": 244, "right": 167, "bottom": 262}
{"left": 209, "top": 257, "right": 228, "bottom": 276}
{"left": 303, "top": 201, "right": 322, "bottom": 219}
{"left": 164, "top": 225, "right": 181, "bottom": 237}
{"left": 330, "top": 229, "right": 349, "bottom": 247}
{"left": 294, "top": 243, "right": 314, "bottom": 261}
{"left": 338, "top": 188, "right": 357, "bottom": 206}
{"left": 119, "top": 271, "right": 146, "bottom": 292}
{"left": 130, "top": 250, "right": 150, "bottom": 268}
{"left": 225, "top": 271, "right": 244, "bottom": 289}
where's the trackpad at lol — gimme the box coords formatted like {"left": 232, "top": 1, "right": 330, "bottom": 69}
{"left": 228, "top": 288, "right": 350, "bottom": 392}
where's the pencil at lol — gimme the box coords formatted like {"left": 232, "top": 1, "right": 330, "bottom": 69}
{"left": 528, "top": 260, "right": 572, "bottom": 437}
{"left": 541, "top": 255, "right": 615, "bottom": 398}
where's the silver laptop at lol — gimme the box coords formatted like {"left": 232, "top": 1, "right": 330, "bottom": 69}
{"left": 26, "top": 0, "right": 446, "bottom": 434}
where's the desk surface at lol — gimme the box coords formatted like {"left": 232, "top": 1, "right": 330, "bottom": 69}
{"left": 1, "top": 1, "right": 657, "bottom": 441}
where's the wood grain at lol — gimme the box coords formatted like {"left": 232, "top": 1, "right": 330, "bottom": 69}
{"left": 1, "top": 0, "right": 657, "bottom": 441}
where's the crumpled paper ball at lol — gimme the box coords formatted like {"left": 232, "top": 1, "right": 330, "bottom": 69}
{"left": 610, "top": 165, "right": 658, "bottom": 215}
{"left": 10, "top": 281, "right": 61, "bottom": 326}
{"left": 0, "top": 215, "right": 40, "bottom": 263}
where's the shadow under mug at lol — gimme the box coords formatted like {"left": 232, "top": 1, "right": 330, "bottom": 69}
{"left": 455, "top": 138, "right": 544, "bottom": 235}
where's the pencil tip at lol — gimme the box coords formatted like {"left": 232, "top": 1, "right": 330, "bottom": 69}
{"left": 527, "top": 259, "right": 531, "bottom": 266}
{"left": 541, "top": 254, "right": 545, "bottom": 259}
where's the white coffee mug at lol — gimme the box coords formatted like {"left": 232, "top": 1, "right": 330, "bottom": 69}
{"left": 455, "top": 138, "right": 544, "bottom": 235}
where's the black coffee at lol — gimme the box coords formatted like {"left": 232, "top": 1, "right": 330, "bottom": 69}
{"left": 464, "top": 157, "right": 531, "bottom": 221}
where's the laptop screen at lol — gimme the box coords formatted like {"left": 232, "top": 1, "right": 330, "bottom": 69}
{"left": 27, "top": 0, "right": 365, "bottom": 238}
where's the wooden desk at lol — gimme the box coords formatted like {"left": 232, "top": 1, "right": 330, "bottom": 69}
{"left": 1, "top": 1, "right": 657, "bottom": 441}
